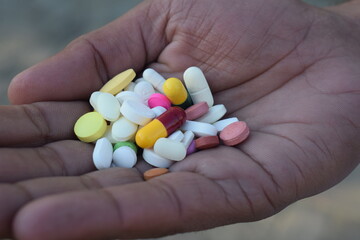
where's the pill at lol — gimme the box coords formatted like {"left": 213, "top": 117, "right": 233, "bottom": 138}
{"left": 196, "top": 104, "right": 227, "bottom": 123}
{"left": 151, "top": 106, "right": 167, "bottom": 117}
{"left": 220, "top": 121, "right": 250, "bottom": 146}
{"left": 113, "top": 141, "right": 137, "bottom": 153}
{"left": 96, "top": 92, "right": 121, "bottom": 121}
{"left": 213, "top": 117, "right": 239, "bottom": 131}
{"left": 100, "top": 69, "right": 136, "bottom": 95}
{"left": 154, "top": 138, "right": 187, "bottom": 161}
{"left": 116, "top": 91, "right": 144, "bottom": 105}
{"left": 112, "top": 117, "right": 138, "bottom": 141}
{"left": 143, "top": 148, "right": 174, "bottom": 168}
{"left": 163, "top": 77, "right": 193, "bottom": 109}
{"left": 134, "top": 80, "right": 155, "bottom": 102}
{"left": 183, "top": 66, "right": 214, "bottom": 107}
{"left": 180, "top": 120, "right": 217, "bottom": 137}
{"left": 103, "top": 125, "right": 118, "bottom": 144}
{"left": 195, "top": 136, "right": 220, "bottom": 149}
{"left": 135, "top": 77, "right": 147, "bottom": 84}
{"left": 136, "top": 107, "right": 186, "bottom": 149}
{"left": 89, "top": 91, "right": 101, "bottom": 110}
{"left": 120, "top": 100, "right": 155, "bottom": 126}
{"left": 124, "top": 81, "right": 136, "bottom": 91}
{"left": 168, "top": 130, "right": 184, "bottom": 142}
{"left": 74, "top": 112, "right": 107, "bottom": 142}
{"left": 93, "top": 138, "right": 113, "bottom": 170}
{"left": 148, "top": 93, "right": 171, "bottom": 110}
{"left": 185, "top": 102, "right": 209, "bottom": 120}
{"left": 186, "top": 140, "right": 197, "bottom": 155}
{"left": 181, "top": 131, "right": 195, "bottom": 149}
{"left": 143, "top": 68, "right": 166, "bottom": 93}
{"left": 113, "top": 146, "right": 137, "bottom": 168}
{"left": 144, "top": 168, "right": 169, "bottom": 181}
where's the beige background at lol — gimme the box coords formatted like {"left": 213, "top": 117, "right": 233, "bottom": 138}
{"left": 0, "top": 1, "right": 359, "bottom": 240}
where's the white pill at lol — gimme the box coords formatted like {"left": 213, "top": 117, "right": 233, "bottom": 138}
{"left": 96, "top": 92, "right": 121, "bottom": 121}
{"left": 213, "top": 117, "right": 239, "bottom": 131}
{"left": 168, "top": 130, "right": 184, "bottom": 142}
{"left": 154, "top": 138, "right": 187, "bottom": 161}
{"left": 113, "top": 146, "right": 137, "bottom": 168}
{"left": 93, "top": 138, "right": 113, "bottom": 170}
{"left": 182, "top": 131, "right": 195, "bottom": 149}
{"left": 124, "top": 82, "right": 136, "bottom": 91}
{"left": 196, "top": 104, "right": 227, "bottom": 123}
{"left": 180, "top": 120, "right": 217, "bottom": 137}
{"left": 134, "top": 81, "right": 155, "bottom": 103}
{"left": 120, "top": 100, "right": 155, "bottom": 126}
{"left": 143, "top": 148, "right": 174, "bottom": 168}
{"left": 89, "top": 91, "right": 101, "bottom": 110}
{"left": 116, "top": 91, "right": 144, "bottom": 105}
{"left": 135, "top": 77, "right": 147, "bottom": 84}
{"left": 103, "top": 125, "right": 118, "bottom": 144}
{"left": 151, "top": 106, "right": 167, "bottom": 117}
{"left": 184, "top": 66, "right": 214, "bottom": 107}
{"left": 112, "top": 117, "right": 138, "bottom": 141}
{"left": 143, "top": 68, "right": 166, "bottom": 93}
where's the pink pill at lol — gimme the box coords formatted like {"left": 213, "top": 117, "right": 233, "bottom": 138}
{"left": 148, "top": 93, "right": 171, "bottom": 110}
{"left": 185, "top": 101, "right": 209, "bottom": 120}
{"left": 220, "top": 121, "right": 250, "bottom": 146}
{"left": 186, "top": 140, "right": 197, "bottom": 155}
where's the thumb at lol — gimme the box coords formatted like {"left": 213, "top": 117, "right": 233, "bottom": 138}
{"left": 8, "top": 0, "right": 169, "bottom": 104}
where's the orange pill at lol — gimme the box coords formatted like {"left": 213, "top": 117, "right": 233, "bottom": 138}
{"left": 185, "top": 101, "right": 209, "bottom": 120}
{"left": 220, "top": 121, "right": 250, "bottom": 146}
{"left": 143, "top": 168, "right": 169, "bottom": 181}
{"left": 195, "top": 136, "right": 220, "bottom": 149}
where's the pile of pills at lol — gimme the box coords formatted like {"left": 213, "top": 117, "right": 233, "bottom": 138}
{"left": 74, "top": 67, "right": 250, "bottom": 180}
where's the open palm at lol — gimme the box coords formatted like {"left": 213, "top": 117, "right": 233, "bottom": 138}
{"left": 2, "top": 0, "right": 360, "bottom": 239}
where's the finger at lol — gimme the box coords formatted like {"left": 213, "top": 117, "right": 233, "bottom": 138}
{"left": 8, "top": 0, "right": 169, "bottom": 104}
{"left": 13, "top": 173, "right": 244, "bottom": 240}
{"left": 0, "top": 140, "right": 95, "bottom": 183}
{"left": 0, "top": 101, "right": 90, "bottom": 147}
{"left": 0, "top": 168, "right": 142, "bottom": 238}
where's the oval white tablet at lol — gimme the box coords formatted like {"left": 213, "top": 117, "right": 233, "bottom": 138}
{"left": 112, "top": 117, "right": 138, "bottom": 141}
{"left": 113, "top": 146, "right": 137, "bottom": 168}
{"left": 213, "top": 117, "right": 239, "bottom": 131}
{"left": 93, "top": 137, "right": 113, "bottom": 170}
{"left": 181, "top": 131, "right": 195, "bottom": 149}
{"left": 143, "top": 68, "right": 166, "bottom": 93}
{"left": 89, "top": 91, "right": 101, "bottom": 110}
{"left": 96, "top": 92, "right": 121, "bottom": 121}
{"left": 134, "top": 81, "right": 155, "bottom": 103}
{"left": 154, "top": 138, "right": 187, "bottom": 161}
{"left": 180, "top": 120, "right": 217, "bottom": 137}
{"left": 115, "top": 91, "right": 144, "bottom": 105}
{"left": 196, "top": 104, "right": 227, "bottom": 123}
{"left": 120, "top": 100, "right": 155, "bottom": 126}
{"left": 183, "top": 67, "right": 214, "bottom": 107}
{"left": 143, "top": 149, "right": 174, "bottom": 168}
{"left": 168, "top": 130, "right": 184, "bottom": 142}
{"left": 151, "top": 106, "right": 167, "bottom": 117}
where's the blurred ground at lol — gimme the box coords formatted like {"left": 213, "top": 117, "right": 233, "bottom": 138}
{"left": 0, "top": 0, "right": 359, "bottom": 240}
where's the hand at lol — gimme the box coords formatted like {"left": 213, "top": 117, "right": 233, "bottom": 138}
{"left": 5, "top": 0, "right": 360, "bottom": 239}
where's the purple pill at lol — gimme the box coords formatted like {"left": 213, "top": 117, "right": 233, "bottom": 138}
{"left": 186, "top": 140, "right": 197, "bottom": 155}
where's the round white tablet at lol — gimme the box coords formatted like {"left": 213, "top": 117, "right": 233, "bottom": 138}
{"left": 93, "top": 138, "right": 113, "bottom": 170}
{"left": 112, "top": 117, "right": 138, "bottom": 141}
{"left": 180, "top": 120, "right": 217, "bottom": 137}
{"left": 196, "top": 104, "right": 227, "bottom": 123}
{"left": 89, "top": 91, "right": 101, "bottom": 110}
{"left": 115, "top": 91, "right": 143, "bottom": 105}
{"left": 120, "top": 100, "right": 155, "bottom": 126}
{"left": 213, "top": 117, "right": 239, "bottom": 131}
{"left": 143, "top": 149, "right": 174, "bottom": 168}
{"left": 113, "top": 146, "right": 137, "bottom": 168}
{"left": 134, "top": 81, "right": 155, "bottom": 102}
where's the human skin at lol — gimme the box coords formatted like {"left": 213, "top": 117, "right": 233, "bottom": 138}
{"left": 1, "top": 0, "right": 360, "bottom": 239}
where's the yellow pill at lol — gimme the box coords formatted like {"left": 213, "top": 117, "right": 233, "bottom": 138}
{"left": 74, "top": 112, "right": 107, "bottom": 142}
{"left": 163, "top": 78, "right": 187, "bottom": 105}
{"left": 100, "top": 69, "right": 136, "bottom": 95}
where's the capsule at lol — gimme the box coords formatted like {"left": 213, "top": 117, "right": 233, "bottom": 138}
{"left": 135, "top": 107, "right": 186, "bottom": 149}
{"left": 163, "top": 78, "right": 193, "bottom": 109}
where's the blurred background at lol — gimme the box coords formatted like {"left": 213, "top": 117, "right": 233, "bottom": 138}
{"left": 0, "top": 0, "right": 359, "bottom": 239}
